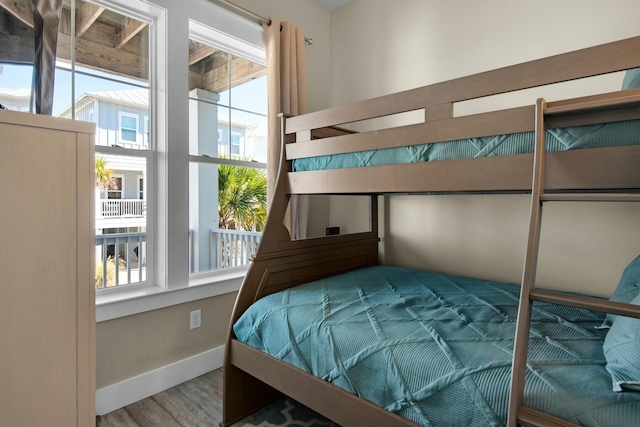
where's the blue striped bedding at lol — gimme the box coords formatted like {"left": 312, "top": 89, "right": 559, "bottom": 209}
{"left": 234, "top": 266, "right": 640, "bottom": 427}
{"left": 292, "top": 120, "right": 640, "bottom": 172}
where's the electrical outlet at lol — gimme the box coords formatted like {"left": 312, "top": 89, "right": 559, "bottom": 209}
{"left": 326, "top": 226, "right": 340, "bottom": 236}
{"left": 190, "top": 309, "right": 201, "bottom": 330}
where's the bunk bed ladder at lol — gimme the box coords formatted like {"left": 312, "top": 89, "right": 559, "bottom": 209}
{"left": 506, "top": 98, "right": 640, "bottom": 427}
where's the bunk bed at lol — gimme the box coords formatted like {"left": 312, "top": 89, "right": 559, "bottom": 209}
{"left": 221, "top": 36, "right": 640, "bottom": 427}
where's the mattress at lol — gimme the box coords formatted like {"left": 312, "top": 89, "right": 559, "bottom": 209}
{"left": 234, "top": 266, "right": 640, "bottom": 427}
{"left": 292, "top": 120, "right": 640, "bottom": 172}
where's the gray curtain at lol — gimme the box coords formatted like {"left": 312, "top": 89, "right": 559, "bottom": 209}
{"left": 31, "top": 0, "right": 63, "bottom": 115}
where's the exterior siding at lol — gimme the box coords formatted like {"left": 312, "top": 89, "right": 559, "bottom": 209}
{"left": 120, "top": 170, "right": 143, "bottom": 200}
{"left": 96, "top": 100, "right": 148, "bottom": 150}
{"left": 76, "top": 100, "right": 96, "bottom": 124}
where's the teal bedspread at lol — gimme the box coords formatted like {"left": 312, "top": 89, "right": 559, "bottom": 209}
{"left": 292, "top": 120, "right": 640, "bottom": 171}
{"left": 234, "top": 266, "right": 640, "bottom": 427}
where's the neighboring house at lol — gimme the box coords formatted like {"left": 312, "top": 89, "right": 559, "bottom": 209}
{"left": 58, "top": 88, "right": 266, "bottom": 282}
{"left": 217, "top": 114, "right": 268, "bottom": 162}
{"left": 60, "top": 90, "right": 149, "bottom": 283}
{"left": 59, "top": 88, "right": 150, "bottom": 150}
{"left": 0, "top": 87, "right": 31, "bottom": 111}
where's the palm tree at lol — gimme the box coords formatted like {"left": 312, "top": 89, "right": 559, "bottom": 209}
{"left": 95, "top": 157, "right": 117, "bottom": 190}
{"left": 218, "top": 164, "right": 267, "bottom": 231}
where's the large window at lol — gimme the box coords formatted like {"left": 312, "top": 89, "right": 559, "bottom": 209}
{"left": 0, "top": 0, "right": 154, "bottom": 291}
{"left": 188, "top": 23, "right": 267, "bottom": 276}
{"left": 0, "top": 0, "right": 265, "bottom": 303}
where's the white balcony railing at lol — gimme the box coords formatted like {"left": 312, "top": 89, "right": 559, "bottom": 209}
{"left": 99, "top": 199, "right": 145, "bottom": 218}
{"left": 211, "top": 229, "right": 261, "bottom": 270}
{"left": 95, "top": 232, "right": 146, "bottom": 289}
{"left": 96, "top": 229, "right": 261, "bottom": 288}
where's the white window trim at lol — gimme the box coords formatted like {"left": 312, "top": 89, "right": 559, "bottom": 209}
{"left": 96, "top": 267, "right": 246, "bottom": 321}
{"left": 96, "top": 0, "right": 265, "bottom": 321}
{"left": 86, "top": 0, "right": 164, "bottom": 306}
{"left": 118, "top": 111, "right": 139, "bottom": 145}
{"left": 186, "top": 17, "right": 266, "bottom": 282}
{"left": 95, "top": 145, "right": 152, "bottom": 292}
{"left": 189, "top": 20, "right": 264, "bottom": 67}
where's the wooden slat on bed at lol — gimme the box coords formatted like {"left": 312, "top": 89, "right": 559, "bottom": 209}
{"left": 285, "top": 36, "right": 640, "bottom": 134}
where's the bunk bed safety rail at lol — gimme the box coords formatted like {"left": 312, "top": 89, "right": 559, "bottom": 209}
{"left": 282, "top": 37, "right": 640, "bottom": 196}
{"left": 285, "top": 36, "right": 640, "bottom": 135}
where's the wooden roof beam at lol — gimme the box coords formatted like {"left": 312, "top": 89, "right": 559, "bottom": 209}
{"left": 57, "top": 8, "right": 148, "bottom": 81}
{"left": 75, "top": 2, "right": 104, "bottom": 38}
{"left": 0, "top": 33, "right": 34, "bottom": 63}
{"left": 189, "top": 42, "right": 218, "bottom": 66}
{"left": 199, "top": 56, "right": 266, "bottom": 93}
{"left": 114, "top": 17, "right": 146, "bottom": 49}
{"left": 0, "top": 9, "right": 11, "bottom": 34}
{"left": 57, "top": 30, "right": 148, "bottom": 80}
{"left": 0, "top": 0, "right": 33, "bottom": 28}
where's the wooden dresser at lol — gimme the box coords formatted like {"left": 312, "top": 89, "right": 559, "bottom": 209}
{"left": 0, "top": 109, "right": 96, "bottom": 427}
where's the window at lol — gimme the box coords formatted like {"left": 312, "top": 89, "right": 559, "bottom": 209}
{"left": 230, "top": 130, "right": 241, "bottom": 156}
{"left": 119, "top": 112, "right": 139, "bottom": 144}
{"left": 1, "top": 0, "right": 264, "bottom": 307}
{"left": 108, "top": 175, "right": 124, "bottom": 199}
{"left": 36, "top": 0, "right": 155, "bottom": 291}
{"left": 138, "top": 176, "right": 144, "bottom": 200}
{"left": 188, "top": 21, "right": 267, "bottom": 276}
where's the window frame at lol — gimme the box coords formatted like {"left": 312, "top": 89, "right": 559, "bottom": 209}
{"left": 230, "top": 129, "right": 242, "bottom": 156}
{"left": 93, "top": 0, "right": 265, "bottom": 321}
{"left": 107, "top": 174, "right": 125, "bottom": 199}
{"left": 82, "top": 0, "right": 161, "bottom": 297}
{"left": 187, "top": 19, "right": 267, "bottom": 282}
{"left": 118, "top": 111, "right": 140, "bottom": 145}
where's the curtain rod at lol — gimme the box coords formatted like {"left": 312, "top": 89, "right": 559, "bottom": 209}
{"left": 210, "top": 0, "right": 313, "bottom": 45}
{"left": 213, "top": 0, "right": 271, "bottom": 26}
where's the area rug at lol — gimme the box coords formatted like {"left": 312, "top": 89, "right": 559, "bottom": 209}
{"left": 240, "top": 398, "right": 339, "bottom": 427}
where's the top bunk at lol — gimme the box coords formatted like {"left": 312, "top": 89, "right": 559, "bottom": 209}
{"left": 283, "top": 36, "right": 640, "bottom": 195}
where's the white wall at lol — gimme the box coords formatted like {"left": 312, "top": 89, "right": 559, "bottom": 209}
{"left": 233, "top": 0, "right": 332, "bottom": 113}
{"left": 329, "top": 0, "right": 640, "bottom": 296}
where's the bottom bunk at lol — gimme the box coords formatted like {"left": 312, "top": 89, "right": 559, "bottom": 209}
{"left": 229, "top": 265, "right": 640, "bottom": 427}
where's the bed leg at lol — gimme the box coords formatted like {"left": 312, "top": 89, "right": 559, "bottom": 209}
{"left": 221, "top": 363, "right": 281, "bottom": 427}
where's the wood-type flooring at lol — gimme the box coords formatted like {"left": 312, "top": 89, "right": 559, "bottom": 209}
{"left": 97, "top": 368, "right": 253, "bottom": 427}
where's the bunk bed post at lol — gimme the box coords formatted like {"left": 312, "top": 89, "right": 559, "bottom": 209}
{"left": 507, "top": 98, "right": 548, "bottom": 427}
{"left": 221, "top": 114, "right": 381, "bottom": 427}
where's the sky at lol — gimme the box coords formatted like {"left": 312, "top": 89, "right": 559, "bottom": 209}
{"left": 0, "top": 63, "right": 144, "bottom": 115}
{"left": 0, "top": 62, "right": 267, "bottom": 118}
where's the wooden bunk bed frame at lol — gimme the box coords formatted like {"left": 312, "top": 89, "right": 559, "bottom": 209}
{"left": 221, "top": 36, "right": 640, "bottom": 427}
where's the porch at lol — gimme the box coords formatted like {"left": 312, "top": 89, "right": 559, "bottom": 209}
{"left": 96, "top": 228, "right": 261, "bottom": 288}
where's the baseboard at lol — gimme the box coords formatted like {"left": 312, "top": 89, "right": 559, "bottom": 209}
{"left": 96, "top": 345, "right": 225, "bottom": 415}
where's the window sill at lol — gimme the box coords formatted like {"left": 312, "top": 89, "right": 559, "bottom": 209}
{"left": 96, "top": 268, "right": 246, "bottom": 322}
